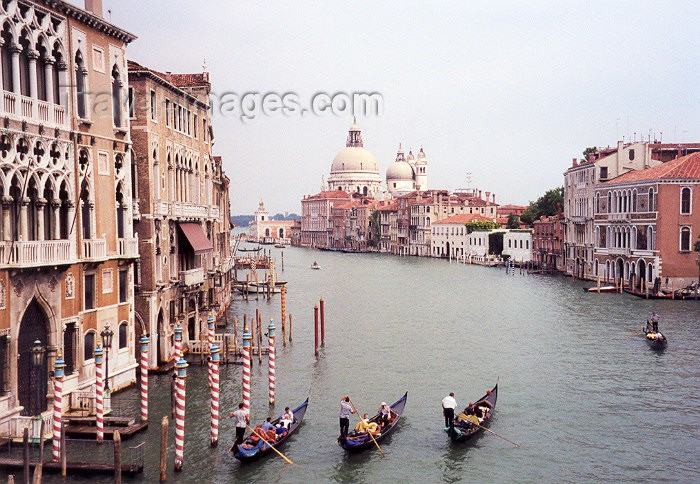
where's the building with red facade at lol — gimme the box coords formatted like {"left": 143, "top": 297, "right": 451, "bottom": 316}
{"left": 532, "top": 215, "right": 565, "bottom": 272}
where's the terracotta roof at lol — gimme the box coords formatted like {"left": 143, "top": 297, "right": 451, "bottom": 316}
{"left": 376, "top": 203, "right": 398, "bottom": 212}
{"left": 304, "top": 190, "right": 351, "bottom": 200}
{"left": 128, "top": 60, "right": 210, "bottom": 90}
{"left": 604, "top": 152, "right": 700, "bottom": 184}
{"left": 498, "top": 204, "right": 528, "bottom": 211}
{"left": 432, "top": 214, "right": 493, "bottom": 225}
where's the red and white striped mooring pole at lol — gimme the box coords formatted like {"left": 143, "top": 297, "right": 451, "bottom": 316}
{"left": 52, "top": 356, "right": 65, "bottom": 461}
{"left": 140, "top": 336, "right": 149, "bottom": 422}
{"left": 242, "top": 327, "right": 252, "bottom": 414}
{"left": 174, "top": 357, "right": 188, "bottom": 472}
{"left": 207, "top": 314, "right": 215, "bottom": 388}
{"left": 94, "top": 345, "right": 105, "bottom": 442}
{"left": 209, "top": 343, "right": 220, "bottom": 446}
{"left": 268, "top": 318, "right": 276, "bottom": 405}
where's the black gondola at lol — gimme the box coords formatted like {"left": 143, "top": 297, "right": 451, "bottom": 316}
{"left": 337, "top": 392, "right": 407, "bottom": 453}
{"left": 232, "top": 398, "right": 308, "bottom": 463}
{"left": 446, "top": 384, "right": 498, "bottom": 443}
{"left": 642, "top": 327, "right": 667, "bottom": 350}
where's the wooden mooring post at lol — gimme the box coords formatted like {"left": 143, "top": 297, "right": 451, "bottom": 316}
{"left": 289, "top": 313, "right": 293, "bottom": 342}
{"left": 60, "top": 422, "right": 66, "bottom": 477}
{"left": 320, "top": 298, "right": 325, "bottom": 347}
{"left": 159, "top": 416, "right": 168, "bottom": 481}
{"left": 22, "top": 427, "right": 29, "bottom": 484}
{"left": 281, "top": 285, "right": 287, "bottom": 347}
{"left": 32, "top": 420, "right": 45, "bottom": 484}
{"left": 257, "top": 315, "right": 263, "bottom": 365}
{"left": 314, "top": 304, "right": 319, "bottom": 356}
{"left": 113, "top": 430, "right": 122, "bottom": 484}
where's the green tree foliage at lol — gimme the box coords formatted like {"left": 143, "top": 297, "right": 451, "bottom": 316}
{"left": 520, "top": 187, "right": 564, "bottom": 225}
{"left": 465, "top": 220, "right": 500, "bottom": 233}
{"left": 581, "top": 146, "right": 599, "bottom": 162}
{"left": 369, "top": 210, "right": 381, "bottom": 247}
{"left": 506, "top": 213, "right": 520, "bottom": 229}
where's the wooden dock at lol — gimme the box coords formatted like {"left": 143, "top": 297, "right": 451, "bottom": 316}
{"left": 0, "top": 457, "right": 142, "bottom": 475}
{"left": 65, "top": 416, "right": 147, "bottom": 440}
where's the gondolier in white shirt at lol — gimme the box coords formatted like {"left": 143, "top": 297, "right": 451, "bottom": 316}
{"left": 442, "top": 392, "right": 457, "bottom": 431}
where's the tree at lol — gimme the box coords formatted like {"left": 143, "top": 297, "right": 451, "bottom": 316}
{"left": 520, "top": 187, "right": 564, "bottom": 225}
{"left": 581, "top": 146, "right": 599, "bottom": 162}
{"left": 506, "top": 214, "right": 520, "bottom": 229}
{"left": 465, "top": 220, "right": 500, "bottom": 233}
{"left": 369, "top": 210, "right": 381, "bottom": 247}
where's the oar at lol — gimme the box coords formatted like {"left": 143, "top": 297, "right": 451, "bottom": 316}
{"left": 347, "top": 397, "right": 385, "bottom": 458}
{"left": 246, "top": 425, "right": 296, "bottom": 465}
{"left": 472, "top": 422, "right": 520, "bottom": 447}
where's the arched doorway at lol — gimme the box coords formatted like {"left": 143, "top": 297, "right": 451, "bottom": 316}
{"left": 616, "top": 258, "right": 624, "bottom": 286}
{"left": 445, "top": 241, "right": 450, "bottom": 259}
{"left": 264, "top": 228, "right": 270, "bottom": 237}
{"left": 278, "top": 228, "right": 284, "bottom": 238}
{"left": 18, "top": 299, "right": 49, "bottom": 416}
{"left": 637, "top": 259, "right": 646, "bottom": 290}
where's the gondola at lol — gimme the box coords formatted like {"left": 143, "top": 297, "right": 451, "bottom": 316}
{"left": 642, "top": 327, "right": 667, "bottom": 350}
{"left": 447, "top": 384, "right": 498, "bottom": 444}
{"left": 238, "top": 247, "right": 262, "bottom": 253}
{"left": 337, "top": 392, "right": 407, "bottom": 453}
{"left": 232, "top": 398, "right": 308, "bottom": 463}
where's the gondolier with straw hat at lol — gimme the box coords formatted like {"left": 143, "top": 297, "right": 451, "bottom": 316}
{"left": 442, "top": 392, "right": 457, "bottom": 431}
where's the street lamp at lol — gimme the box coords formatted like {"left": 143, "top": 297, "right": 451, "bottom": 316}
{"left": 100, "top": 324, "right": 114, "bottom": 391}
{"left": 30, "top": 339, "right": 45, "bottom": 417}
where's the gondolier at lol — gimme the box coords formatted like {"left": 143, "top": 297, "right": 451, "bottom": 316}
{"left": 442, "top": 392, "right": 457, "bottom": 431}
{"left": 231, "top": 403, "right": 249, "bottom": 445}
{"left": 651, "top": 312, "right": 660, "bottom": 332}
{"left": 339, "top": 396, "right": 355, "bottom": 437}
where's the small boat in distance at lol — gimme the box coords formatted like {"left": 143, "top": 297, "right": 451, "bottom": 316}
{"left": 447, "top": 383, "right": 498, "bottom": 444}
{"left": 583, "top": 286, "right": 617, "bottom": 293}
{"left": 232, "top": 398, "right": 308, "bottom": 463}
{"left": 274, "top": 244, "right": 286, "bottom": 248}
{"left": 338, "top": 392, "right": 407, "bottom": 454}
{"left": 643, "top": 326, "right": 667, "bottom": 350}
{"left": 311, "top": 262, "right": 321, "bottom": 270}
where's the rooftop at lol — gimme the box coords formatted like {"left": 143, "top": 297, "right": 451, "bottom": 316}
{"left": 432, "top": 214, "right": 493, "bottom": 225}
{"left": 603, "top": 152, "right": 700, "bottom": 184}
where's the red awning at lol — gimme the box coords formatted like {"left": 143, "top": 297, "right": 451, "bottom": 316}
{"left": 179, "top": 222, "right": 213, "bottom": 253}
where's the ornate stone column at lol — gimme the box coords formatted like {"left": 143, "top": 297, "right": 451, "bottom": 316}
{"left": 44, "top": 57, "right": 55, "bottom": 115}
{"left": 11, "top": 44, "right": 21, "bottom": 112}
{"left": 1, "top": 196, "right": 12, "bottom": 242}
{"left": 28, "top": 50, "right": 38, "bottom": 101}
{"left": 0, "top": 39, "right": 5, "bottom": 93}
{"left": 51, "top": 199, "right": 61, "bottom": 240}
{"left": 19, "top": 197, "right": 30, "bottom": 242}
{"left": 36, "top": 198, "right": 46, "bottom": 241}
{"left": 57, "top": 61, "right": 68, "bottom": 110}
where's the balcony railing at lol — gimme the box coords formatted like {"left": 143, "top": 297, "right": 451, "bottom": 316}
{"left": 154, "top": 200, "right": 169, "bottom": 216}
{"left": 38, "top": 100, "right": 50, "bottom": 122}
{"left": 180, "top": 267, "right": 205, "bottom": 286}
{"left": 209, "top": 205, "right": 220, "bottom": 218}
{"left": 117, "top": 237, "right": 139, "bottom": 258}
{"left": 3, "top": 92, "right": 15, "bottom": 114}
{"left": 20, "top": 96, "right": 33, "bottom": 117}
{"left": 54, "top": 105, "right": 65, "bottom": 125}
{"left": 82, "top": 238, "right": 107, "bottom": 260}
{"left": 171, "top": 202, "right": 208, "bottom": 218}
{"left": 0, "top": 240, "right": 74, "bottom": 267}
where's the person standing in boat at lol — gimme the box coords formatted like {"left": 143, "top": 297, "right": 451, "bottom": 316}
{"left": 231, "top": 403, "right": 249, "bottom": 445}
{"left": 442, "top": 392, "right": 457, "bottom": 431}
{"left": 651, "top": 312, "right": 660, "bottom": 332}
{"left": 339, "top": 396, "right": 355, "bottom": 437}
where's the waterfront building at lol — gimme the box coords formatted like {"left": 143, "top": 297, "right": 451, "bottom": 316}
{"left": 300, "top": 190, "right": 350, "bottom": 247}
{"left": 128, "top": 60, "right": 232, "bottom": 369}
{"left": 430, "top": 214, "right": 494, "bottom": 258}
{"left": 0, "top": 0, "right": 138, "bottom": 436}
{"left": 377, "top": 202, "right": 398, "bottom": 253}
{"left": 326, "top": 122, "right": 382, "bottom": 198}
{"left": 386, "top": 145, "right": 428, "bottom": 197}
{"left": 248, "top": 199, "right": 293, "bottom": 242}
{"left": 290, "top": 220, "right": 301, "bottom": 247}
{"left": 532, "top": 215, "right": 565, "bottom": 272}
{"left": 593, "top": 152, "right": 700, "bottom": 289}
{"left": 563, "top": 142, "right": 661, "bottom": 280}
{"left": 503, "top": 230, "right": 533, "bottom": 263}
{"left": 497, "top": 204, "right": 528, "bottom": 219}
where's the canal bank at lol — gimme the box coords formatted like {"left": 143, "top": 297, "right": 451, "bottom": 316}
{"left": 6, "top": 244, "right": 699, "bottom": 482}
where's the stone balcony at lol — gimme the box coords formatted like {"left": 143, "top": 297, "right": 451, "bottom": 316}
{"left": 180, "top": 267, "right": 205, "bottom": 286}
{"left": 2, "top": 90, "right": 68, "bottom": 128}
{"left": 171, "top": 202, "right": 209, "bottom": 219}
{"left": 209, "top": 205, "right": 220, "bottom": 219}
{"left": 0, "top": 240, "right": 75, "bottom": 268}
{"left": 154, "top": 200, "right": 169, "bottom": 217}
{"left": 117, "top": 237, "right": 139, "bottom": 258}
{"left": 82, "top": 238, "right": 107, "bottom": 260}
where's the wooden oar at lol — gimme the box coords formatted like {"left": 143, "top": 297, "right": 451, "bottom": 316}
{"left": 473, "top": 422, "right": 520, "bottom": 447}
{"left": 347, "top": 397, "right": 385, "bottom": 458}
{"left": 246, "top": 425, "right": 295, "bottom": 465}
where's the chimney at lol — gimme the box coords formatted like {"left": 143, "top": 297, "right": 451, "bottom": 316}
{"left": 485, "top": 191, "right": 490, "bottom": 202}
{"left": 492, "top": 194, "right": 496, "bottom": 204}
{"left": 478, "top": 189, "right": 482, "bottom": 199}
{"left": 85, "top": 0, "right": 103, "bottom": 18}
{"left": 617, "top": 140, "right": 624, "bottom": 152}
{"left": 572, "top": 157, "right": 578, "bottom": 167}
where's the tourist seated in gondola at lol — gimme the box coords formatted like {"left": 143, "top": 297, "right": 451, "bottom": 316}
{"left": 645, "top": 321, "right": 654, "bottom": 333}
{"left": 465, "top": 402, "right": 475, "bottom": 416}
{"left": 278, "top": 407, "right": 294, "bottom": 429}
{"left": 354, "top": 414, "right": 380, "bottom": 435}
{"left": 262, "top": 417, "right": 275, "bottom": 432}
{"left": 377, "top": 402, "right": 393, "bottom": 426}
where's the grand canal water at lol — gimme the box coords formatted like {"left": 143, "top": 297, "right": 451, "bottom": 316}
{"left": 19, "top": 244, "right": 700, "bottom": 482}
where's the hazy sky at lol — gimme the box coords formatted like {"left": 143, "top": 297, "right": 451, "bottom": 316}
{"left": 96, "top": 0, "right": 700, "bottom": 214}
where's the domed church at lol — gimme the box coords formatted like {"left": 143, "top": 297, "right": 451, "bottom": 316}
{"left": 327, "top": 121, "right": 383, "bottom": 197}
{"left": 386, "top": 144, "right": 428, "bottom": 197}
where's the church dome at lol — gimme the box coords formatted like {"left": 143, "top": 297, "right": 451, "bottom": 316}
{"left": 386, "top": 144, "right": 415, "bottom": 181}
{"left": 331, "top": 147, "right": 379, "bottom": 174}
{"left": 330, "top": 122, "right": 379, "bottom": 174}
